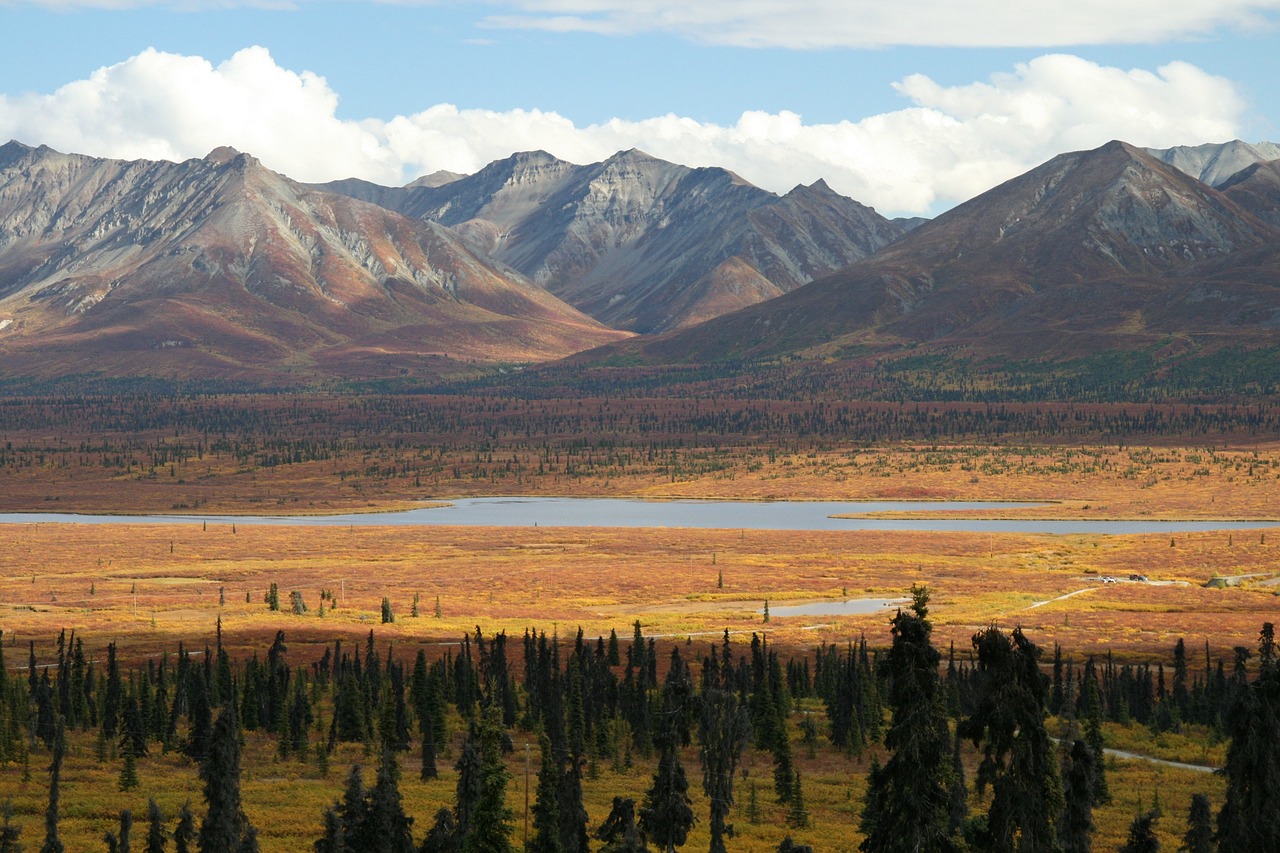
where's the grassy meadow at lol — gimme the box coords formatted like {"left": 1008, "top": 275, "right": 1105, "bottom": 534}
{"left": 0, "top": 438, "right": 1276, "bottom": 851}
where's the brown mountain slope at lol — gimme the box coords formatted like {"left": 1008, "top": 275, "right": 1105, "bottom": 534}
{"left": 0, "top": 142, "right": 628, "bottom": 384}
{"left": 317, "top": 149, "right": 908, "bottom": 333}
{"left": 590, "top": 140, "right": 1280, "bottom": 366}
{"left": 1220, "top": 160, "right": 1280, "bottom": 227}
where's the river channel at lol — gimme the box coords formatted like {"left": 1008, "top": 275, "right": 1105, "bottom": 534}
{"left": 1, "top": 497, "right": 1275, "bottom": 534}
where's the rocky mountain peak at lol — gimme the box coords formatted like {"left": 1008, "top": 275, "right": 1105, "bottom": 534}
{"left": 0, "top": 140, "right": 36, "bottom": 167}
{"left": 204, "top": 146, "right": 259, "bottom": 170}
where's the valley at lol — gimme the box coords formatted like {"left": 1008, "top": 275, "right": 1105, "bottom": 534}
{"left": 1, "top": 135, "right": 1279, "bottom": 852}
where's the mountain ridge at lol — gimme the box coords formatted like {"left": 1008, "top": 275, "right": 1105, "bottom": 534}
{"left": 314, "top": 147, "right": 909, "bottom": 333}
{"left": 0, "top": 142, "right": 628, "bottom": 383}
{"left": 580, "top": 140, "right": 1280, "bottom": 368}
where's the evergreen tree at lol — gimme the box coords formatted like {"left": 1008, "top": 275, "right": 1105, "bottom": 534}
{"left": 312, "top": 809, "right": 344, "bottom": 853}
{"left": 418, "top": 809, "right": 457, "bottom": 853}
{"left": 117, "top": 810, "right": 133, "bottom": 853}
{"left": 1058, "top": 740, "right": 1095, "bottom": 853}
{"left": 596, "top": 798, "right": 649, "bottom": 853}
{"left": 858, "top": 595, "right": 958, "bottom": 853}
{"left": 697, "top": 688, "right": 750, "bottom": 853}
{"left": 947, "top": 729, "right": 968, "bottom": 837}
{"left": 960, "top": 626, "right": 1063, "bottom": 853}
{"left": 1079, "top": 658, "right": 1109, "bottom": 805}
{"left": 0, "top": 800, "right": 23, "bottom": 853}
{"left": 1120, "top": 811, "right": 1160, "bottom": 853}
{"left": 776, "top": 840, "right": 815, "bottom": 853}
{"left": 452, "top": 734, "right": 482, "bottom": 843}
{"left": 1179, "top": 794, "right": 1212, "bottom": 853}
{"left": 785, "top": 771, "right": 809, "bottom": 829}
{"left": 555, "top": 749, "right": 588, "bottom": 853}
{"left": 40, "top": 719, "right": 65, "bottom": 853}
{"left": 362, "top": 748, "right": 416, "bottom": 853}
{"left": 419, "top": 713, "right": 438, "bottom": 782}
{"left": 146, "top": 800, "right": 167, "bottom": 853}
{"left": 1216, "top": 622, "right": 1280, "bottom": 851}
{"left": 119, "top": 751, "right": 140, "bottom": 792}
{"left": 333, "top": 766, "right": 368, "bottom": 851}
{"left": 639, "top": 730, "right": 694, "bottom": 853}
{"left": 197, "top": 704, "right": 258, "bottom": 853}
{"left": 527, "top": 733, "right": 564, "bottom": 853}
{"left": 172, "top": 805, "right": 195, "bottom": 853}
{"left": 459, "top": 706, "right": 513, "bottom": 853}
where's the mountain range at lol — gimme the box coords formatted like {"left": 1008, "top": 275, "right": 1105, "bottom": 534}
{"left": 597, "top": 140, "right": 1280, "bottom": 368}
{"left": 1, "top": 137, "right": 1278, "bottom": 392}
{"left": 312, "top": 148, "right": 914, "bottom": 333}
{"left": 0, "top": 141, "right": 626, "bottom": 383}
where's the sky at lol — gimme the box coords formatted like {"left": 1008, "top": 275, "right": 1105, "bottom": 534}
{"left": 1, "top": 1, "right": 1278, "bottom": 217}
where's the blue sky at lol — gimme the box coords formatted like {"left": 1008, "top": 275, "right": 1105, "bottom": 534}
{"left": 2, "top": 1, "right": 1278, "bottom": 216}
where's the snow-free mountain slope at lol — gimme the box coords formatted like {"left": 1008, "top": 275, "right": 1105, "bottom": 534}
{"left": 1146, "top": 140, "right": 1280, "bottom": 188}
{"left": 0, "top": 142, "right": 627, "bottom": 382}
{"left": 1220, "top": 160, "right": 1280, "bottom": 227}
{"left": 595, "top": 140, "right": 1280, "bottom": 365}
{"left": 319, "top": 149, "right": 909, "bottom": 333}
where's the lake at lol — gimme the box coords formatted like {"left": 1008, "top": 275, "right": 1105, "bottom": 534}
{"left": 1, "top": 497, "right": 1275, "bottom": 534}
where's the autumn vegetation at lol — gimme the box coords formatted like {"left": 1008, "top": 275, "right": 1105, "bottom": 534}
{"left": 0, "top": 391, "right": 1277, "bottom": 851}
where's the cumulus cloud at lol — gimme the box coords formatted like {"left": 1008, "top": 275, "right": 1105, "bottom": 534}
{"left": 11, "top": 0, "right": 1280, "bottom": 48}
{"left": 0, "top": 48, "right": 1247, "bottom": 215}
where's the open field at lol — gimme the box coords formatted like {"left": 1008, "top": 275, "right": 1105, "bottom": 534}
{"left": 3, "top": 518, "right": 1279, "bottom": 661}
{"left": 0, "top": 514, "right": 1272, "bottom": 849}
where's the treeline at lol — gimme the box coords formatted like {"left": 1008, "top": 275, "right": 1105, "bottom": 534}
{"left": 449, "top": 345, "right": 1280, "bottom": 405}
{"left": 1, "top": 394, "right": 1276, "bottom": 455}
{"left": 2, "top": 605, "right": 1279, "bottom": 851}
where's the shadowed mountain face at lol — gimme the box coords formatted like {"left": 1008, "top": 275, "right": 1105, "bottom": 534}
{"left": 596, "top": 141, "right": 1280, "bottom": 365}
{"left": 315, "top": 149, "right": 908, "bottom": 333}
{"left": 1220, "top": 160, "right": 1280, "bottom": 227}
{"left": 1147, "top": 140, "right": 1280, "bottom": 188}
{"left": 0, "top": 142, "right": 628, "bottom": 383}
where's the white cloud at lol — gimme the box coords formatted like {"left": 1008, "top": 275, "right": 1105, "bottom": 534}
{"left": 11, "top": 0, "right": 1279, "bottom": 48}
{"left": 480, "top": 0, "right": 1280, "bottom": 47}
{"left": 0, "top": 49, "right": 1247, "bottom": 216}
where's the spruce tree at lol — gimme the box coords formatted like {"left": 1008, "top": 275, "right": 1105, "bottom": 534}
{"left": 555, "top": 749, "right": 589, "bottom": 853}
{"left": 1216, "top": 622, "right": 1280, "bottom": 850}
{"left": 785, "top": 771, "right": 809, "bottom": 829}
{"left": 0, "top": 800, "right": 22, "bottom": 853}
{"left": 419, "top": 714, "right": 438, "bottom": 781}
{"left": 146, "top": 800, "right": 166, "bottom": 853}
{"left": 1058, "top": 740, "right": 1094, "bottom": 853}
{"left": 1120, "top": 811, "right": 1160, "bottom": 853}
{"left": 960, "top": 626, "right": 1063, "bottom": 853}
{"left": 117, "top": 810, "right": 133, "bottom": 853}
{"left": 858, "top": 596, "right": 958, "bottom": 853}
{"left": 362, "top": 748, "right": 415, "bottom": 853}
{"left": 418, "top": 809, "right": 457, "bottom": 853}
{"left": 172, "top": 804, "right": 195, "bottom": 853}
{"left": 1180, "top": 794, "right": 1212, "bottom": 853}
{"left": 777, "top": 839, "right": 815, "bottom": 853}
{"left": 312, "top": 809, "right": 344, "bottom": 853}
{"left": 528, "top": 733, "right": 565, "bottom": 853}
{"left": 40, "top": 718, "right": 65, "bottom": 853}
{"left": 596, "top": 797, "right": 649, "bottom": 853}
{"left": 639, "top": 730, "right": 694, "bottom": 853}
{"left": 459, "top": 706, "right": 513, "bottom": 853}
{"left": 697, "top": 688, "right": 750, "bottom": 853}
{"left": 197, "top": 704, "right": 257, "bottom": 853}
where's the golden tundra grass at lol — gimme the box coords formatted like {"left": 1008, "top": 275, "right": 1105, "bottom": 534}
{"left": 0, "top": 442, "right": 1272, "bottom": 849}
